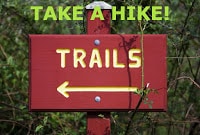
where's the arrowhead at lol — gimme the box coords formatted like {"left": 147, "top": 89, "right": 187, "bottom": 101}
{"left": 57, "top": 81, "right": 69, "bottom": 98}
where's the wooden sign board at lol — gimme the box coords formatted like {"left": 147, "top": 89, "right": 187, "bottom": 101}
{"left": 29, "top": 34, "right": 167, "bottom": 111}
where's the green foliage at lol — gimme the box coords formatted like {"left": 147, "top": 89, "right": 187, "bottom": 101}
{"left": 0, "top": 0, "right": 200, "bottom": 135}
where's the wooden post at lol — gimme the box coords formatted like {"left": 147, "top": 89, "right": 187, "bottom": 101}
{"left": 86, "top": 1, "right": 112, "bottom": 135}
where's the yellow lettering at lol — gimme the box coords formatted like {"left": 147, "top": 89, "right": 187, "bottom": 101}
{"left": 89, "top": 48, "right": 102, "bottom": 68}
{"left": 74, "top": 49, "right": 86, "bottom": 68}
{"left": 56, "top": 49, "right": 70, "bottom": 68}
{"left": 113, "top": 49, "right": 125, "bottom": 68}
{"left": 56, "top": 48, "right": 141, "bottom": 69}
{"left": 129, "top": 49, "right": 141, "bottom": 68}
{"left": 105, "top": 49, "right": 110, "bottom": 68}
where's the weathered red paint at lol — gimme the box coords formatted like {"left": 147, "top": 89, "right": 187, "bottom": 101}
{"left": 87, "top": 9, "right": 111, "bottom": 34}
{"left": 87, "top": 112, "right": 110, "bottom": 134}
{"left": 29, "top": 34, "right": 167, "bottom": 111}
{"left": 86, "top": 8, "right": 112, "bottom": 135}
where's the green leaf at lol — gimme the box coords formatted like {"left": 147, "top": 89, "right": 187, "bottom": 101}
{"left": 43, "top": 116, "right": 48, "bottom": 125}
{"left": 35, "top": 125, "right": 43, "bottom": 133}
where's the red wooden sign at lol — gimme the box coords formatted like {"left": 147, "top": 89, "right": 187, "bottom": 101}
{"left": 29, "top": 34, "right": 167, "bottom": 111}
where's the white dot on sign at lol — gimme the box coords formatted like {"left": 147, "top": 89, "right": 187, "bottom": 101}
{"left": 95, "top": 96, "right": 101, "bottom": 102}
{"left": 94, "top": 39, "right": 100, "bottom": 46}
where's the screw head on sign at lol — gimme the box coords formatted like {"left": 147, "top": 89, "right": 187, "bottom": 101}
{"left": 95, "top": 96, "right": 101, "bottom": 102}
{"left": 94, "top": 39, "right": 100, "bottom": 46}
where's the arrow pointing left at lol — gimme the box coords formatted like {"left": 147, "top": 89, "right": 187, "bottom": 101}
{"left": 57, "top": 81, "right": 70, "bottom": 98}
{"left": 57, "top": 81, "right": 138, "bottom": 99}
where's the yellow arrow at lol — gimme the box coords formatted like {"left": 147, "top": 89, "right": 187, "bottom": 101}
{"left": 57, "top": 81, "right": 138, "bottom": 98}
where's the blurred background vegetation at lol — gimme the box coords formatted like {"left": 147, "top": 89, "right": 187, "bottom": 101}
{"left": 0, "top": 0, "right": 200, "bottom": 134}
